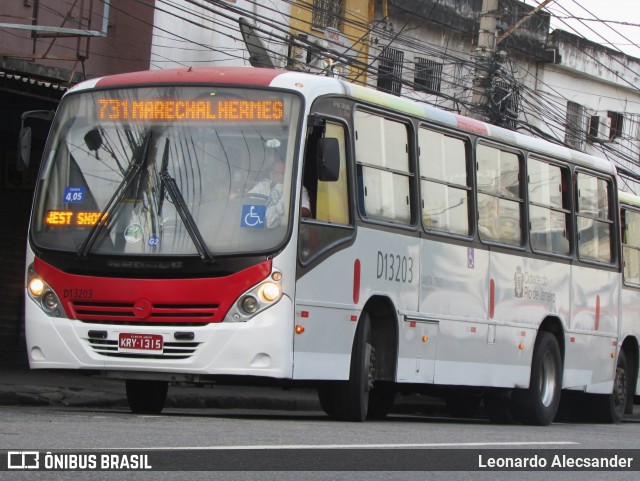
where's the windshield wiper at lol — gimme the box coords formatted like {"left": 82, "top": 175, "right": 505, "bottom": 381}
{"left": 159, "top": 138, "right": 214, "bottom": 263}
{"left": 76, "top": 130, "right": 153, "bottom": 258}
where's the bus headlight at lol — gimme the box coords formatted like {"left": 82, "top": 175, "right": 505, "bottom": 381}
{"left": 225, "top": 271, "right": 283, "bottom": 322}
{"left": 259, "top": 282, "right": 280, "bottom": 302}
{"left": 27, "top": 263, "right": 63, "bottom": 317}
{"left": 29, "top": 278, "right": 45, "bottom": 297}
{"left": 241, "top": 295, "right": 259, "bottom": 314}
{"left": 43, "top": 292, "right": 59, "bottom": 310}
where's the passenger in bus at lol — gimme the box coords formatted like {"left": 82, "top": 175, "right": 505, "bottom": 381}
{"left": 248, "top": 159, "right": 311, "bottom": 228}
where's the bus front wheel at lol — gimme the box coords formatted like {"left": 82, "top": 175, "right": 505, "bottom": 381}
{"left": 512, "top": 331, "right": 562, "bottom": 426}
{"left": 318, "top": 312, "right": 374, "bottom": 422}
{"left": 126, "top": 379, "right": 168, "bottom": 414}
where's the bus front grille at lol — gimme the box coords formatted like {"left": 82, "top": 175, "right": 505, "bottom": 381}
{"left": 71, "top": 301, "right": 219, "bottom": 325}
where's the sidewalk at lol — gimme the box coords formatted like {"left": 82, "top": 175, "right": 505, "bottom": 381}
{"left": 0, "top": 364, "right": 324, "bottom": 411}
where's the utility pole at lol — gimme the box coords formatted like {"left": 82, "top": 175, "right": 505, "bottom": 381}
{"left": 471, "top": 0, "right": 499, "bottom": 121}
{"left": 472, "top": 0, "right": 556, "bottom": 124}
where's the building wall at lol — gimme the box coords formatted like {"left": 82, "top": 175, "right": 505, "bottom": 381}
{"left": 1, "top": 0, "right": 155, "bottom": 77}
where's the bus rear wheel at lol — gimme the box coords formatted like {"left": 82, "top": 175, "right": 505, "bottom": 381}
{"left": 126, "top": 379, "right": 168, "bottom": 414}
{"left": 318, "top": 312, "right": 374, "bottom": 422}
{"left": 512, "top": 331, "right": 562, "bottom": 426}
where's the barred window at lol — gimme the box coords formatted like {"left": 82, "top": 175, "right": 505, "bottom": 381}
{"left": 377, "top": 48, "right": 404, "bottom": 96}
{"left": 414, "top": 58, "right": 442, "bottom": 93}
{"left": 312, "top": 0, "right": 344, "bottom": 30}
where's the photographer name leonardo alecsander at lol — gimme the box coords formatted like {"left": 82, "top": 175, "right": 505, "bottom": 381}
{"left": 478, "top": 454, "right": 634, "bottom": 469}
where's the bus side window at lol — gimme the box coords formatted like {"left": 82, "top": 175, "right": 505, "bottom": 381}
{"left": 354, "top": 110, "right": 411, "bottom": 224}
{"left": 299, "top": 120, "right": 351, "bottom": 264}
{"left": 315, "top": 123, "right": 348, "bottom": 224}
{"left": 622, "top": 208, "right": 640, "bottom": 285}
{"left": 528, "top": 158, "right": 571, "bottom": 256}
{"left": 418, "top": 128, "right": 470, "bottom": 236}
{"left": 576, "top": 173, "right": 614, "bottom": 264}
{"left": 477, "top": 144, "right": 523, "bottom": 246}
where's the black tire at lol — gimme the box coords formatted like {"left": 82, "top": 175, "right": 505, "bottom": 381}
{"left": 512, "top": 331, "right": 562, "bottom": 426}
{"left": 589, "top": 350, "right": 628, "bottom": 423}
{"left": 126, "top": 380, "right": 168, "bottom": 414}
{"left": 317, "top": 313, "right": 375, "bottom": 422}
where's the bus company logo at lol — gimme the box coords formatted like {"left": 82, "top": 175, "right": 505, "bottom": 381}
{"left": 7, "top": 451, "right": 39, "bottom": 470}
{"left": 514, "top": 266, "right": 524, "bottom": 298}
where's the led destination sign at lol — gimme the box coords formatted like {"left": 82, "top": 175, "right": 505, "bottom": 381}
{"left": 46, "top": 210, "right": 105, "bottom": 226}
{"left": 97, "top": 99, "right": 284, "bottom": 122}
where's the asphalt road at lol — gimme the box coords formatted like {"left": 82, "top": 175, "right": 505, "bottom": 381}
{"left": 2, "top": 404, "right": 640, "bottom": 480}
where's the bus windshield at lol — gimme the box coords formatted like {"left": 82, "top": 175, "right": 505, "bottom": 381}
{"left": 30, "top": 86, "right": 302, "bottom": 258}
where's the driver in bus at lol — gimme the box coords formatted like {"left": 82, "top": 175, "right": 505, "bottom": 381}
{"left": 248, "top": 144, "right": 311, "bottom": 228}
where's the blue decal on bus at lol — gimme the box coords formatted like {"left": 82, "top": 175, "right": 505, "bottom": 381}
{"left": 241, "top": 204, "right": 266, "bottom": 228}
{"left": 63, "top": 186, "right": 85, "bottom": 203}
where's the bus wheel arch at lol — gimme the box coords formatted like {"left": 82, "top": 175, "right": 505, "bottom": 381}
{"left": 317, "top": 295, "right": 398, "bottom": 421}
{"left": 590, "top": 338, "right": 637, "bottom": 422}
{"left": 512, "top": 319, "right": 564, "bottom": 426}
{"left": 363, "top": 296, "right": 399, "bottom": 419}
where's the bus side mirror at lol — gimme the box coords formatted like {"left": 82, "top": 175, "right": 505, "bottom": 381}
{"left": 18, "top": 127, "right": 32, "bottom": 172}
{"left": 317, "top": 137, "right": 339, "bottom": 182}
{"left": 17, "top": 110, "right": 55, "bottom": 171}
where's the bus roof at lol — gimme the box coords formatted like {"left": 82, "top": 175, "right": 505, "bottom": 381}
{"left": 70, "top": 66, "right": 615, "bottom": 176}
{"left": 619, "top": 190, "right": 640, "bottom": 207}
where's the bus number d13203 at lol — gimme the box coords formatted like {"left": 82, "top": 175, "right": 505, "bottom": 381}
{"left": 376, "top": 251, "right": 414, "bottom": 284}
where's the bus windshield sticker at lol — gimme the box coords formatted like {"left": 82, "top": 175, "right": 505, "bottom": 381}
{"left": 241, "top": 204, "right": 266, "bottom": 228}
{"left": 124, "top": 223, "right": 144, "bottom": 243}
{"left": 63, "top": 186, "right": 85, "bottom": 203}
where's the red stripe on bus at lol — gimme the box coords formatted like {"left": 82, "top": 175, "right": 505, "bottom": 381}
{"left": 95, "top": 67, "right": 283, "bottom": 88}
{"left": 353, "top": 259, "right": 361, "bottom": 304}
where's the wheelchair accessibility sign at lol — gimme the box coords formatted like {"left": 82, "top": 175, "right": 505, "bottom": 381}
{"left": 241, "top": 204, "right": 266, "bottom": 228}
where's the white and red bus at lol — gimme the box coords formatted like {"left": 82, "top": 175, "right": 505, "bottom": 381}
{"left": 21, "top": 66, "right": 639, "bottom": 424}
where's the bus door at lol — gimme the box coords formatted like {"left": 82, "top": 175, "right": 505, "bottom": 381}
{"left": 293, "top": 113, "right": 354, "bottom": 380}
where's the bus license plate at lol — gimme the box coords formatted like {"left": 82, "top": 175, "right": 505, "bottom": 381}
{"left": 118, "top": 333, "right": 163, "bottom": 351}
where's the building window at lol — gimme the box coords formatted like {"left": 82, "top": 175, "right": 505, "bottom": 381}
{"left": 377, "top": 48, "right": 404, "bottom": 96}
{"left": 492, "top": 80, "right": 519, "bottom": 129}
{"left": 608, "top": 111, "right": 624, "bottom": 140}
{"left": 414, "top": 58, "right": 442, "bottom": 93}
{"left": 311, "top": 0, "right": 344, "bottom": 30}
{"left": 565, "top": 101, "right": 586, "bottom": 150}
